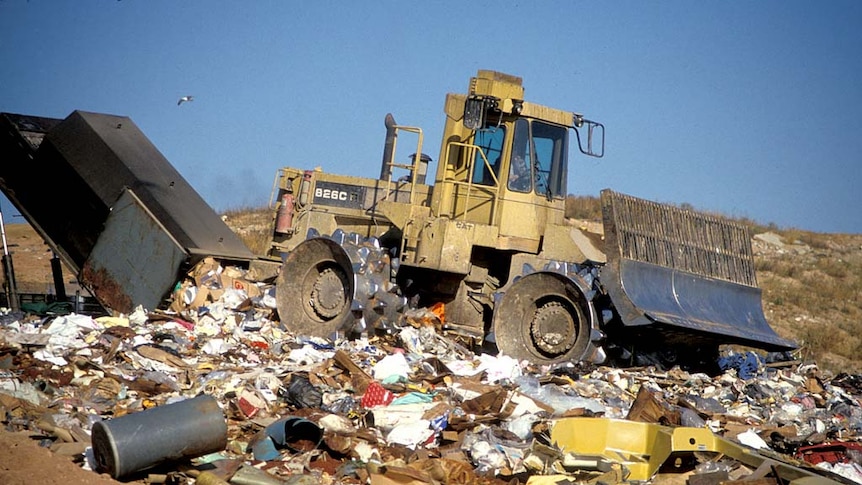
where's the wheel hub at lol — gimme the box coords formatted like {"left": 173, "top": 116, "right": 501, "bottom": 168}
{"left": 309, "top": 267, "right": 347, "bottom": 319}
{"left": 530, "top": 301, "right": 578, "bottom": 356}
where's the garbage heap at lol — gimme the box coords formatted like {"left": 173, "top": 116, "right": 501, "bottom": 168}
{"left": 1, "top": 257, "right": 861, "bottom": 485}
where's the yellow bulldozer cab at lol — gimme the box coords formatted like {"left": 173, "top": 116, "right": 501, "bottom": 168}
{"left": 430, "top": 79, "right": 576, "bottom": 254}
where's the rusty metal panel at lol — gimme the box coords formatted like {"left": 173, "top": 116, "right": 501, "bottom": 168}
{"left": 81, "top": 189, "right": 187, "bottom": 314}
{"left": 2, "top": 110, "right": 255, "bottom": 266}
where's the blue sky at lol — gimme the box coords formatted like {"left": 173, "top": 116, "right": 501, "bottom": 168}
{"left": 2, "top": 1, "right": 860, "bottom": 234}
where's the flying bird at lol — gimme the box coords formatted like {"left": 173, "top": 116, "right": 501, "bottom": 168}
{"left": 177, "top": 95, "right": 194, "bottom": 106}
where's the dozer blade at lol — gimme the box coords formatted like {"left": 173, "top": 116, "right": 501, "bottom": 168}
{"left": 600, "top": 190, "right": 796, "bottom": 351}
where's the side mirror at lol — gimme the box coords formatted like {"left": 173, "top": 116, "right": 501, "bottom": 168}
{"left": 463, "top": 96, "right": 486, "bottom": 130}
{"left": 575, "top": 119, "right": 605, "bottom": 158}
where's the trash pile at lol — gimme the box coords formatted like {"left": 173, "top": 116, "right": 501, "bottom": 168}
{"left": 1, "top": 256, "right": 862, "bottom": 485}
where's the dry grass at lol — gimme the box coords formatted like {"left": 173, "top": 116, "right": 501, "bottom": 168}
{"left": 565, "top": 195, "right": 602, "bottom": 221}
{"left": 221, "top": 205, "right": 274, "bottom": 256}
{"left": 755, "top": 235, "right": 862, "bottom": 371}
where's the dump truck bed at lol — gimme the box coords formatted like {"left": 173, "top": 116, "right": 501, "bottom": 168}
{"left": 0, "top": 111, "right": 255, "bottom": 313}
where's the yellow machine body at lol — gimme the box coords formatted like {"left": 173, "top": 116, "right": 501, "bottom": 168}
{"left": 268, "top": 70, "right": 793, "bottom": 366}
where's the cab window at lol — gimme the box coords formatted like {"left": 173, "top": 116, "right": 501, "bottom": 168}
{"left": 531, "top": 121, "right": 568, "bottom": 198}
{"left": 508, "top": 119, "right": 531, "bottom": 192}
{"left": 507, "top": 119, "right": 568, "bottom": 197}
{"left": 471, "top": 126, "right": 505, "bottom": 186}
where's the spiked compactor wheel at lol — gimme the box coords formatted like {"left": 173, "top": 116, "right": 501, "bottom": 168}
{"left": 276, "top": 232, "right": 406, "bottom": 339}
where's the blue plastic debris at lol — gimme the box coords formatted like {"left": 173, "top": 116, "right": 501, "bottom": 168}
{"left": 718, "top": 351, "right": 762, "bottom": 380}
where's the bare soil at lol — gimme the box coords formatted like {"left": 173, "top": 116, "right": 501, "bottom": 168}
{"left": 0, "top": 223, "right": 66, "bottom": 294}
{"left": 0, "top": 431, "right": 123, "bottom": 485}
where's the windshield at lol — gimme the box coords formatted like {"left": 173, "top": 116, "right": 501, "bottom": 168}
{"left": 508, "top": 119, "right": 568, "bottom": 197}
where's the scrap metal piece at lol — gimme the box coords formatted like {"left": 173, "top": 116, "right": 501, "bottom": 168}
{"left": 550, "top": 417, "right": 850, "bottom": 484}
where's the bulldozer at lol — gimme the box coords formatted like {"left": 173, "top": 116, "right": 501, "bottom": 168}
{"left": 267, "top": 70, "right": 795, "bottom": 368}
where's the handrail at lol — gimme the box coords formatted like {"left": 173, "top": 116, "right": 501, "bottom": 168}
{"left": 441, "top": 141, "right": 500, "bottom": 222}
{"left": 382, "top": 125, "right": 424, "bottom": 205}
